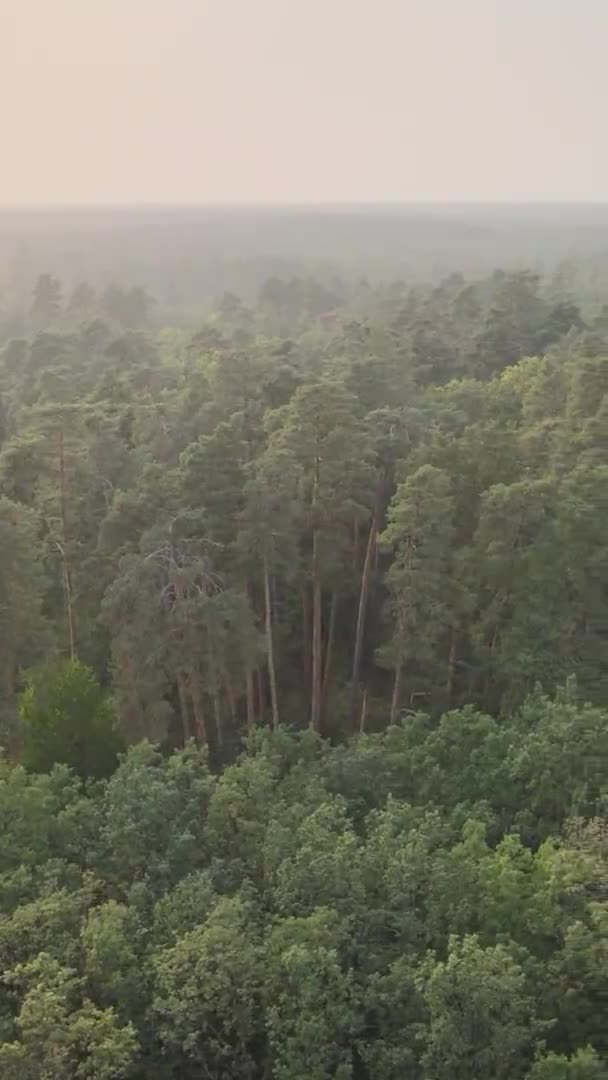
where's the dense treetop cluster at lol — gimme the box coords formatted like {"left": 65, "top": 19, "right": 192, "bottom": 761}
{"left": 0, "top": 256, "right": 605, "bottom": 1076}
{"left": 0, "top": 266, "right": 605, "bottom": 752}
{"left": 0, "top": 688, "right": 606, "bottom": 1078}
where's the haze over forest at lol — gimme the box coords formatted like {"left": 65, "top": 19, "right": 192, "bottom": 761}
{"left": 4, "top": 0, "right": 608, "bottom": 205}
{"left": 0, "top": 3, "right": 607, "bottom": 1079}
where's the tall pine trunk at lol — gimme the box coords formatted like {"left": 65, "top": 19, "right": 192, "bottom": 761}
{"left": 57, "top": 429, "right": 76, "bottom": 660}
{"left": 321, "top": 591, "right": 338, "bottom": 712}
{"left": 245, "top": 666, "right": 256, "bottom": 729}
{"left": 224, "top": 670, "right": 237, "bottom": 727}
{"left": 359, "top": 686, "right": 368, "bottom": 734}
{"left": 256, "top": 668, "right": 265, "bottom": 721}
{"left": 301, "top": 585, "right": 311, "bottom": 697}
{"left": 206, "top": 629, "right": 222, "bottom": 750}
{"left": 213, "top": 691, "right": 222, "bottom": 750}
{"left": 310, "top": 526, "right": 322, "bottom": 731}
{"left": 390, "top": 661, "right": 402, "bottom": 724}
{"left": 119, "top": 654, "right": 146, "bottom": 742}
{"left": 189, "top": 673, "right": 207, "bottom": 745}
{"left": 244, "top": 578, "right": 256, "bottom": 729}
{"left": 446, "top": 626, "right": 458, "bottom": 706}
{"left": 263, "top": 552, "right": 280, "bottom": 728}
{"left": 177, "top": 671, "right": 191, "bottom": 744}
{"left": 350, "top": 515, "right": 378, "bottom": 727}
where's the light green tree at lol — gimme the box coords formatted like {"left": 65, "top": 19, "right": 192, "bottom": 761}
{"left": 20, "top": 659, "right": 122, "bottom": 779}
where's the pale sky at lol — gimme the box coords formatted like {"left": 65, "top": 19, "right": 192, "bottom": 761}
{"left": 1, "top": 0, "right": 607, "bottom": 205}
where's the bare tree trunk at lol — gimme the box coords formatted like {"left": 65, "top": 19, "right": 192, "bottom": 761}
{"left": 245, "top": 666, "right": 256, "bottom": 729}
{"left": 350, "top": 515, "right": 378, "bottom": 727}
{"left": 1, "top": 658, "right": 20, "bottom": 760}
{"left": 176, "top": 671, "right": 192, "bottom": 744}
{"left": 120, "top": 654, "right": 146, "bottom": 741}
{"left": 390, "top": 661, "right": 402, "bottom": 724}
{"left": 321, "top": 591, "right": 338, "bottom": 712}
{"left": 206, "top": 629, "right": 223, "bottom": 749}
{"left": 301, "top": 585, "right": 311, "bottom": 695}
{"left": 224, "top": 670, "right": 237, "bottom": 727}
{"left": 256, "top": 667, "right": 265, "bottom": 722}
{"left": 245, "top": 578, "right": 256, "bottom": 729}
{"left": 189, "top": 674, "right": 207, "bottom": 746}
{"left": 263, "top": 552, "right": 280, "bottom": 728}
{"left": 213, "top": 690, "right": 222, "bottom": 750}
{"left": 311, "top": 527, "right": 322, "bottom": 731}
{"left": 446, "top": 627, "right": 458, "bottom": 706}
{"left": 60, "top": 556, "right": 76, "bottom": 662}
{"left": 359, "top": 686, "right": 368, "bottom": 734}
{"left": 482, "top": 627, "right": 499, "bottom": 709}
{"left": 57, "top": 430, "right": 76, "bottom": 660}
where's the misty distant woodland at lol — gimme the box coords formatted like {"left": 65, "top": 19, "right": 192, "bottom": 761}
{"left": 0, "top": 206, "right": 606, "bottom": 1080}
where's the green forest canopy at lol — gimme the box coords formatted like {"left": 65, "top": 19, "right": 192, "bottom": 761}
{"left": 0, "top": 693, "right": 606, "bottom": 1078}
{"left": 0, "top": 250, "right": 606, "bottom": 1077}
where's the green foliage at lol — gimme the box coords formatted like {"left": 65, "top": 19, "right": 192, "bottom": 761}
{"left": 0, "top": 954, "right": 137, "bottom": 1079}
{"left": 151, "top": 896, "right": 262, "bottom": 1077}
{"left": 266, "top": 909, "right": 357, "bottom": 1080}
{"left": 529, "top": 1048, "right": 608, "bottom": 1080}
{"left": 20, "top": 660, "right": 122, "bottom": 779}
{"left": 0, "top": 496, "right": 49, "bottom": 739}
{"left": 0, "top": 687, "right": 605, "bottom": 1076}
{"left": 419, "top": 934, "right": 545, "bottom": 1080}
{"left": 1, "top": 258, "right": 605, "bottom": 742}
{"left": 99, "top": 740, "right": 213, "bottom": 898}
{"left": 1, "top": 249, "right": 607, "bottom": 1076}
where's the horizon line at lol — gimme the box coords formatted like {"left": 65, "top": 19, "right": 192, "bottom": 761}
{"left": 2, "top": 199, "right": 608, "bottom": 211}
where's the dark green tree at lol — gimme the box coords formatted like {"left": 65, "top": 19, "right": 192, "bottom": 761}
{"left": 20, "top": 660, "right": 122, "bottom": 779}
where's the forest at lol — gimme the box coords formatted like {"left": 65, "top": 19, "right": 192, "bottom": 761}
{"left": 0, "top": 232, "right": 606, "bottom": 1077}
